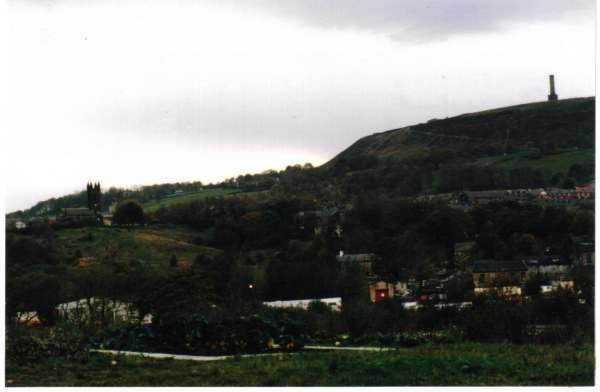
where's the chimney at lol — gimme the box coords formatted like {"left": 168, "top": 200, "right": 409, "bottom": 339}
{"left": 548, "top": 75, "right": 558, "bottom": 101}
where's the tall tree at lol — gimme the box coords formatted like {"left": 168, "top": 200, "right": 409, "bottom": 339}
{"left": 113, "top": 199, "right": 146, "bottom": 225}
{"left": 338, "top": 260, "right": 369, "bottom": 305}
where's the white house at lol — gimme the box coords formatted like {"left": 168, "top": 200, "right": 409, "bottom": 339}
{"left": 263, "top": 297, "right": 342, "bottom": 311}
{"left": 516, "top": 255, "right": 572, "bottom": 286}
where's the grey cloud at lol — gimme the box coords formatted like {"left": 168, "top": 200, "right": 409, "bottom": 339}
{"left": 224, "top": 0, "right": 594, "bottom": 43}
{"left": 11, "top": 0, "right": 593, "bottom": 43}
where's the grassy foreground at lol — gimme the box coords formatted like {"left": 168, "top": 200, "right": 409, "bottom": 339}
{"left": 6, "top": 343, "right": 594, "bottom": 387}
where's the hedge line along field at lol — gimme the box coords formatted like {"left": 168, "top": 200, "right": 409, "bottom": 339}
{"left": 6, "top": 343, "right": 594, "bottom": 387}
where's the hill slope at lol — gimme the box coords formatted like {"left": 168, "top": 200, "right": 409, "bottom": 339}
{"left": 8, "top": 97, "right": 595, "bottom": 218}
{"left": 326, "top": 97, "right": 594, "bottom": 167}
{"left": 56, "top": 226, "right": 221, "bottom": 267}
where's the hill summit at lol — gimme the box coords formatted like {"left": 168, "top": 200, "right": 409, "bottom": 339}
{"left": 326, "top": 97, "right": 594, "bottom": 167}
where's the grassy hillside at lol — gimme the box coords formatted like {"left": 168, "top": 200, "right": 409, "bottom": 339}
{"left": 142, "top": 189, "right": 242, "bottom": 211}
{"left": 473, "top": 148, "right": 595, "bottom": 177}
{"left": 142, "top": 189, "right": 267, "bottom": 211}
{"left": 6, "top": 343, "right": 594, "bottom": 386}
{"left": 326, "top": 97, "right": 595, "bottom": 166}
{"left": 55, "top": 226, "right": 221, "bottom": 267}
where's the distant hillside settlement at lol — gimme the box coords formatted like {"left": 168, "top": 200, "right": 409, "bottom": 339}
{"left": 416, "top": 183, "right": 595, "bottom": 209}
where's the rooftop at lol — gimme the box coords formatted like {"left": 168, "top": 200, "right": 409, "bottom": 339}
{"left": 454, "top": 242, "right": 475, "bottom": 252}
{"left": 337, "top": 253, "right": 380, "bottom": 262}
{"left": 472, "top": 261, "right": 528, "bottom": 273}
{"left": 516, "top": 255, "right": 569, "bottom": 266}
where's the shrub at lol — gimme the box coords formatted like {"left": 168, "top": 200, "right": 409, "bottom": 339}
{"left": 275, "top": 318, "right": 309, "bottom": 351}
{"left": 457, "top": 299, "right": 531, "bottom": 344}
{"left": 93, "top": 315, "right": 307, "bottom": 356}
{"left": 219, "top": 316, "right": 278, "bottom": 353}
{"left": 307, "top": 300, "right": 331, "bottom": 314}
{"left": 95, "top": 323, "right": 157, "bottom": 352}
{"left": 377, "top": 333, "right": 396, "bottom": 347}
{"left": 6, "top": 329, "right": 89, "bottom": 366}
{"left": 434, "top": 332, "right": 457, "bottom": 345}
{"left": 309, "top": 331, "right": 337, "bottom": 344}
{"left": 377, "top": 332, "right": 427, "bottom": 348}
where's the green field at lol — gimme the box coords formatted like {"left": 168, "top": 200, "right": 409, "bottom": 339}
{"left": 142, "top": 189, "right": 242, "bottom": 211}
{"left": 142, "top": 189, "right": 268, "bottom": 212}
{"left": 459, "top": 97, "right": 594, "bottom": 118}
{"left": 473, "top": 149, "right": 595, "bottom": 177}
{"left": 5, "top": 343, "right": 594, "bottom": 387}
{"left": 56, "top": 226, "right": 221, "bottom": 267}
{"left": 424, "top": 148, "right": 594, "bottom": 193}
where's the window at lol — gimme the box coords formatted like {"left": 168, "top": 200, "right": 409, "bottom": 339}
{"left": 479, "top": 274, "right": 485, "bottom": 283}
{"left": 521, "top": 272, "right": 526, "bottom": 279}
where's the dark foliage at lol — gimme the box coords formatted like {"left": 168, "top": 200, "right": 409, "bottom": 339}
{"left": 6, "top": 235, "right": 67, "bottom": 276}
{"left": 6, "top": 328, "right": 89, "bottom": 366}
{"left": 92, "top": 315, "right": 308, "bottom": 355}
{"left": 113, "top": 199, "right": 146, "bottom": 226}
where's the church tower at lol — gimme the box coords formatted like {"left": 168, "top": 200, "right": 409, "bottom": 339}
{"left": 87, "top": 182, "right": 101, "bottom": 212}
{"left": 548, "top": 75, "right": 558, "bottom": 101}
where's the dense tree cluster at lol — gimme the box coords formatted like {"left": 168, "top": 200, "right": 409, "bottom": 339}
{"left": 113, "top": 199, "right": 146, "bottom": 226}
{"left": 341, "top": 198, "right": 593, "bottom": 276}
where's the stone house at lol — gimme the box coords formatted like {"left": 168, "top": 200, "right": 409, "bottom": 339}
{"left": 516, "top": 255, "right": 571, "bottom": 286}
{"left": 472, "top": 261, "right": 528, "bottom": 295}
{"left": 336, "top": 252, "right": 379, "bottom": 275}
{"left": 570, "top": 235, "right": 595, "bottom": 266}
{"left": 454, "top": 242, "right": 475, "bottom": 257}
{"left": 454, "top": 242, "right": 475, "bottom": 270}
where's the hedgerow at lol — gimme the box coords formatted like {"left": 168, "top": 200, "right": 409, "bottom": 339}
{"left": 89, "top": 315, "right": 309, "bottom": 355}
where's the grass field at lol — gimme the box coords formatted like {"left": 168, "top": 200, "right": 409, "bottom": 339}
{"left": 56, "top": 226, "right": 221, "bottom": 267}
{"left": 473, "top": 149, "right": 594, "bottom": 178}
{"left": 142, "top": 189, "right": 267, "bottom": 211}
{"left": 426, "top": 148, "right": 594, "bottom": 192}
{"left": 459, "top": 97, "right": 594, "bottom": 118}
{"left": 5, "top": 343, "right": 594, "bottom": 387}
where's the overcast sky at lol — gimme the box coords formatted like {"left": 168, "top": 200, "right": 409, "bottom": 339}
{"left": 5, "top": 0, "right": 596, "bottom": 213}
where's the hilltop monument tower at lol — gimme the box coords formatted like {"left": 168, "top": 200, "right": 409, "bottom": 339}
{"left": 548, "top": 75, "right": 558, "bottom": 101}
{"left": 87, "top": 182, "right": 101, "bottom": 212}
